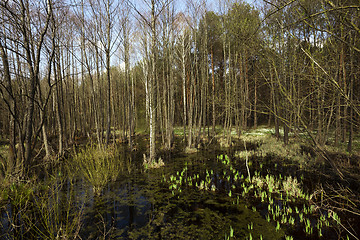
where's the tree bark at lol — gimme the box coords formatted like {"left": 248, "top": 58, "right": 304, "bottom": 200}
{"left": 211, "top": 48, "right": 216, "bottom": 136}
{"left": 149, "top": 0, "right": 157, "bottom": 162}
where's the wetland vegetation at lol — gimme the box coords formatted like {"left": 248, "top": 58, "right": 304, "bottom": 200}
{"left": 1, "top": 127, "right": 360, "bottom": 239}
{"left": 1, "top": 0, "right": 360, "bottom": 239}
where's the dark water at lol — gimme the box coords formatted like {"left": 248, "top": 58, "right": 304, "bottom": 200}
{"left": 0, "top": 138, "right": 357, "bottom": 239}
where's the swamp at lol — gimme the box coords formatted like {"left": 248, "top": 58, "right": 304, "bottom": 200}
{"left": 1, "top": 127, "right": 360, "bottom": 239}
{"left": 1, "top": 0, "right": 360, "bottom": 239}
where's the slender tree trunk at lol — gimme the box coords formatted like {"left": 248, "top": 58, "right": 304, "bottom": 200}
{"left": 254, "top": 73, "right": 257, "bottom": 129}
{"left": 211, "top": 48, "right": 216, "bottom": 136}
{"left": 347, "top": 43, "right": 354, "bottom": 153}
{"left": 240, "top": 53, "right": 245, "bottom": 132}
{"left": 0, "top": 43, "right": 17, "bottom": 171}
{"left": 167, "top": 43, "right": 175, "bottom": 149}
{"left": 235, "top": 53, "right": 241, "bottom": 136}
{"left": 335, "top": 53, "right": 342, "bottom": 146}
{"left": 341, "top": 45, "right": 347, "bottom": 143}
{"left": 188, "top": 68, "right": 194, "bottom": 148}
{"left": 149, "top": 0, "right": 157, "bottom": 162}
{"left": 38, "top": 79, "right": 52, "bottom": 160}
{"left": 182, "top": 34, "right": 187, "bottom": 143}
{"left": 80, "top": 0, "right": 87, "bottom": 138}
{"left": 244, "top": 50, "right": 249, "bottom": 130}
{"left": 106, "top": 51, "right": 111, "bottom": 144}
{"left": 160, "top": 61, "right": 166, "bottom": 145}
{"left": 270, "top": 65, "right": 280, "bottom": 139}
{"left": 124, "top": 20, "right": 133, "bottom": 149}
{"left": 52, "top": 46, "right": 65, "bottom": 156}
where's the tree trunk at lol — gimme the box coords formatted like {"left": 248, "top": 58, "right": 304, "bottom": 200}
{"left": 0, "top": 43, "right": 17, "bottom": 172}
{"left": 149, "top": 0, "right": 157, "bottom": 162}
{"left": 124, "top": 19, "right": 133, "bottom": 150}
{"left": 53, "top": 48, "right": 65, "bottom": 156}
{"left": 182, "top": 34, "right": 187, "bottom": 143}
{"left": 211, "top": 48, "right": 216, "bottom": 136}
{"left": 254, "top": 73, "right": 257, "bottom": 129}
{"left": 106, "top": 51, "right": 111, "bottom": 144}
{"left": 347, "top": 43, "right": 354, "bottom": 153}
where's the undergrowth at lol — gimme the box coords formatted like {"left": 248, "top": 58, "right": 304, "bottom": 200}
{"left": 235, "top": 134, "right": 312, "bottom": 166}
{"left": 71, "top": 144, "right": 122, "bottom": 196}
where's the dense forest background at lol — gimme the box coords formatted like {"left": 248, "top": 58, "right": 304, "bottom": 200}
{"left": 1, "top": 0, "right": 359, "bottom": 177}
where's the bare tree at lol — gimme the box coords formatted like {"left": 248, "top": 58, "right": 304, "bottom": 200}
{"left": 0, "top": 0, "right": 54, "bottom": 175}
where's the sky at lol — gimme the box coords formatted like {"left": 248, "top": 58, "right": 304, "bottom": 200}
{"left": 175, "top": 0, "right": 259, "bottom": 12}
{"left": 120, "top": 0, "right": 263, "bottom": 66}
{"left": 131, "top": 0, "right": 260, "bottom": 14}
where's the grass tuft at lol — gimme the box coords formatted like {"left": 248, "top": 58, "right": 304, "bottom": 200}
{"left": 143, "top": 154, "right": 165, "bottom": 169}
{"left": 72, "top": 144, "right": 122, "bottom": 196}
{"left": 30, "top": 177, "right": 83, "bottom": 240}
{"left": 235, "top": 133, "right": 310, "bottom": 165}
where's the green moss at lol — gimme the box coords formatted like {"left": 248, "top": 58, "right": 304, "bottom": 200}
{"left": 128, "top": 190, "right": 284, "bottom": 240}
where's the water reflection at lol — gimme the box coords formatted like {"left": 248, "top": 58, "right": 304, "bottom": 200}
{"left": 0, "top": 144, "right": 285, "bottom": 239}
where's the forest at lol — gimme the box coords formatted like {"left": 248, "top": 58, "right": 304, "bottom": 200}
{"left": 1, "top": 0, "right": 360, "bottom": 239}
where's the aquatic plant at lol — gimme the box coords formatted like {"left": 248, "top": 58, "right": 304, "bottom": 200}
{"left": 162, "top": 150, "right": 350, "bottom": 240}
{"left": 282, "top": 176, "right": 304, "bottom": 198}
{"left": 29, "top": 177, "right": 83, "bottom": 239}
{"left": 72, "top": 145, "right": 122, "bottom": 195}
{"left": 0, "top": 181, "right": 34, "bottom": 238}
{"left": 285, "top": 235, "right": 293, "bottom": 240}
{"left": 224, "top": 226, "right": 234, "bottom": 240}
{"left": 5, "top": 182, "right": 33, "bottom": 213}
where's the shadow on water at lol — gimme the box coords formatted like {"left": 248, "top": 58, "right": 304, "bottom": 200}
{"left": 75, "top": 143, "right": 284, "bottom": 239}
{"left": 1, "top": 136, "right": 358, "bottom": 239}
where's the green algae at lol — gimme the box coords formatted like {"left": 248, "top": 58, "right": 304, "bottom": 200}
{"left": 127, "top": 188, "right": 284, "bottom": 239}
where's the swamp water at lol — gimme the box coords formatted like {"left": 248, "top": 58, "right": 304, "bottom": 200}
{"left": 0, "top": 138, "right": 353, "bottom": 239}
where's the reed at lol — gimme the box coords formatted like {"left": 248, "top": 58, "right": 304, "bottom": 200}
{"left": 72, "top": 144, "right": 122, "bottom": 196}
{"left": 29, "top": 177, "right": 83, "bottom": 240}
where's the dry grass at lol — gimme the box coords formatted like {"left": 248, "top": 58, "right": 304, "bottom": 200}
{"left": 235, "top": 130, "right": 311, "bottom": 166}
{"left": 143, "top": 154, "right": 165, "bottom": 169}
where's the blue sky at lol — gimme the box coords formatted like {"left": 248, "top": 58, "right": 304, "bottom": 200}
{"left": 131, "top": 0, "right": 259, "bottom": 14}
{"left": 175, "top": 0, "right": 258, "bottom": 12}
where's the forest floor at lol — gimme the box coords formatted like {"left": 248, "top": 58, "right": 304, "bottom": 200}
{"left": 0, "top": 126, "right": 360, "bottom": 239}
